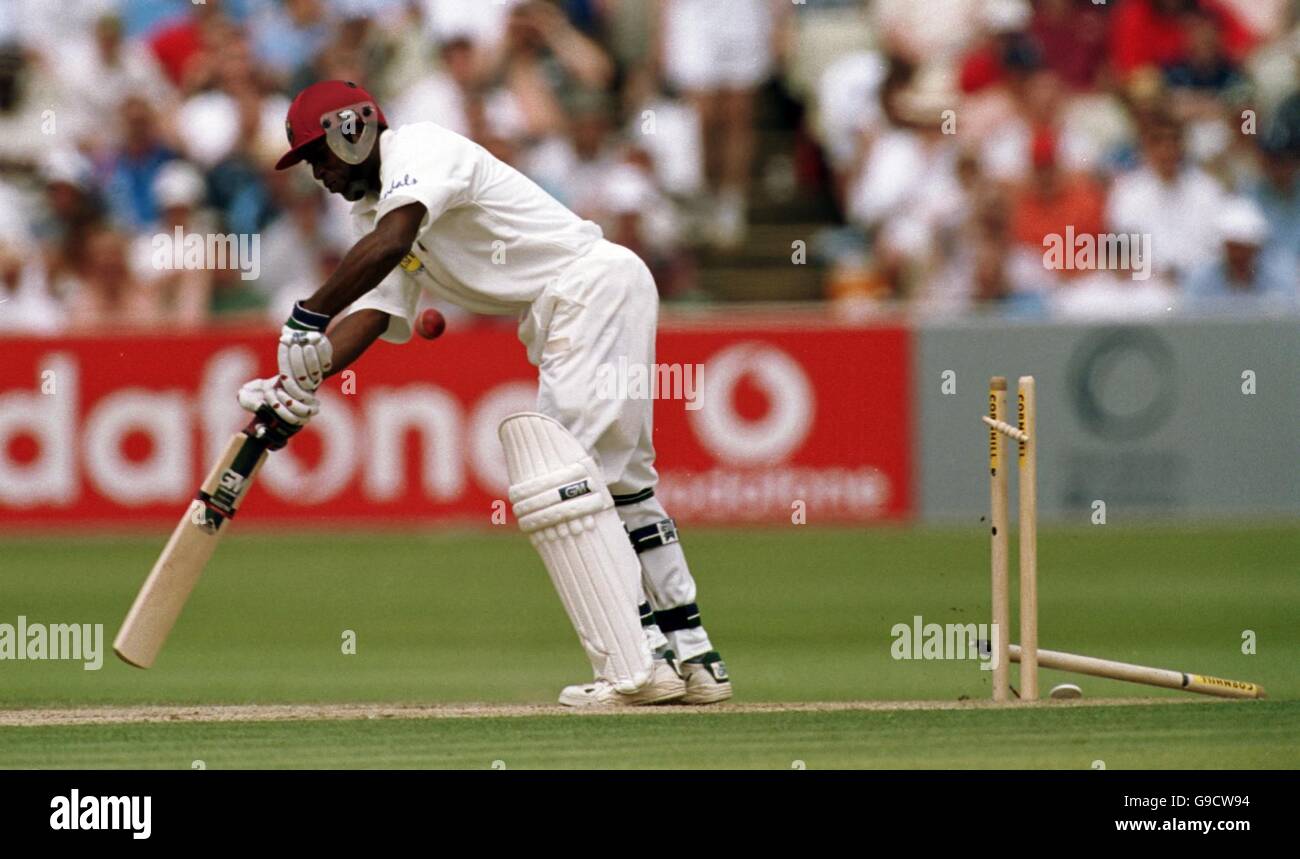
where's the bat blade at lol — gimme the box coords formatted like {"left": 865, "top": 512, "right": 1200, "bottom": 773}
{"left": 113, "top": 500, "right": 224, "bottom": 668}
{"left": 114, "top": 429, "right": 270, "bottom": 668}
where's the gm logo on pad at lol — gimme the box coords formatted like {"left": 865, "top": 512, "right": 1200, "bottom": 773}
{"left": 558, "top": 480, "right": 590, "bottom": 501}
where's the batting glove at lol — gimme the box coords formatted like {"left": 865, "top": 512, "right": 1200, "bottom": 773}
{"left": 278, "top": 301, "right": 334, "bottom": 399}
{"left": 238, "top": 376, "right": 320, "bottom": 427}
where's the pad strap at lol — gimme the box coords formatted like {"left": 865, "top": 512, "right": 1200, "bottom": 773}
{"left": 656, "top": 602, "right": 702, "bottom": 632}
{"left": 627, "top": 519, "right": 679, "bottom": 554}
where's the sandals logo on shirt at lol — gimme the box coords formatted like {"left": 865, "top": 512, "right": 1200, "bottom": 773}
{"left": 381, "top": 174, "right": 417, "bottom": 200}
{"left": 398, "top": 252, "right": 423, "bottom": 273}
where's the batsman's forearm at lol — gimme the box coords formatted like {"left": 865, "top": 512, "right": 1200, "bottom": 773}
{"left": 301, "top": 230, "right": 408, "bottom": 318}
{"left": 325, "top": 309, "right": 390, "bottom": 378}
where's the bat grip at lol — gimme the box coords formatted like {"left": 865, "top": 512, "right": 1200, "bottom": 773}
{"left": 243, "top": 406, "right": 303, "bottom": 451}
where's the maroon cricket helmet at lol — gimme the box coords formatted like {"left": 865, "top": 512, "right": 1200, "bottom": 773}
{"left": 275, "top": 80, "right": 388, "bottom": 171}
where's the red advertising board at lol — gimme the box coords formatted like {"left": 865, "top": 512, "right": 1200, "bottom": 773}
{"left": 0, "top": 318, "right": 912, "bottom": 527}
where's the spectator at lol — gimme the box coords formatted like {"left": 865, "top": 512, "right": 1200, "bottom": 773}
{"left": 33, "top": 150, "right": 106, "bottom": 302}
{"left": 955, "top": 11, "right": 1107, "bottom": 183}
{"left": 315, "top": 9, "right": 397, "bottom": 93}
{"left": 128, "top": 160, "right": 214, "bottom": 329}
{"left": 845, "top": 67, "right": 964, "bottom": 270}
{"left": 103, "top": 96, "right": 179, "bottom": 231}
{"left": 658, "top": 0, "right": 780, "bottom": 250}
{"left": 387, "top": 35, "right": 524, "bottom": 138}
{"left": 57, "top": 6, "right": 175, "bottom": 156}
{"left": 148, "top": 0, "right": 237, "bottom": 92}
{"left": 1184, "top": 197, "right": 1298, "bottom": 310}
{"left": 249, "top": 0, "right": 335, "bottom": 89}
{"left": 611, "top": 144, "right": 689, "bottom": 296}
{"left": 1052, "top": 234, "right": 1178, "bottom": 317}
{"left": 0, "top": 203, "right": 61, "bottom": 334}
{"left": 1029, "top": 0, "right": 1111, "bottom": 91}
{"left": 957, "top": 0, "right": 1037, "bottom": 97}
{"left": 372, "top": 0, "right": 438, "bottom": 99}
{"left": 385, "top": 34, "right": 472, "bottom": 132}
{"left": 1248, "top": 116, "right": 1300, "bottom": 266}
{"left": 977, "top": 69, "right": 1098, "bottom": 185}
{"left": 1010, "top": 131, "right": 1107, "bottom": 269}
{"left": 823, "top": 60, "right": 970, "bottom": 306}
{"left": 526, "top": 94, "right": 619, "bottom": 207}
{"left": 254, "top": 171, "right": 351, "bottom": 320}
{"left": 554, "top": 97, "right": 685, "bottom": 289}
{"left": 1110, "top": 0, "right": 1255, "bottom": 80}
{"left": 65, "top": 227, "right": 159, "bottom": 330}
{"left": 0, "top": 0, "right": 1295, "bottom": 327}
{"left": 814, "top": 49, "right": 889, "bottom": 194}
{"left": 0, "top": 43, "right": 60, "bottom": 174}
{"left": 1164, "top": 6, "right": 1248, "bottom": 94}
{"left": 177, "top": 33, "right": 281, "bottom": 234}
{"left": 621, "top": 90, "right": 705, "bottom": 200}
{"left": 1107, "top": 110, "right": 1227, "bottom": 279}
{"left": 928, "top": 188, "right": 1052, "bottom": 317}
{"left": 484, "top": 0, "right": 614, "bottom": 139}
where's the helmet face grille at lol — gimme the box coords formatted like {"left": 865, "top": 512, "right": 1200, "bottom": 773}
{"left": 320, "top": 101, "right": 379, "bottom": 165}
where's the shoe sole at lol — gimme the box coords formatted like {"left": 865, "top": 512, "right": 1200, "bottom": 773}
{"left": 682, "top": 682, "right": 733, "bottom": 705}
{"left": 644, "top": 685, "right": 688, "bottom": 705}
{"left": 558, "top": 682, "right": 686, "bottom": 708}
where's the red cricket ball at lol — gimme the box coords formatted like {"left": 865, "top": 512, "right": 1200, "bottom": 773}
{"left": 416, "top": 308, "right": 446, "bottom": 340}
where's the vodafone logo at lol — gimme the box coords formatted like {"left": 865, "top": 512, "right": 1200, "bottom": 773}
{"left": 0, "top": 326, "right": 910, "bottom": 525}
{"left": 0, "top": 349, "right": 533, "bottom": 511}
{"left": 688, "top": 342, "right": 814, "bottom": 465}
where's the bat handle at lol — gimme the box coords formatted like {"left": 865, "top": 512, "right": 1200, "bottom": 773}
{"left": 243, "top": 406, "right": 303, "bottom": 451}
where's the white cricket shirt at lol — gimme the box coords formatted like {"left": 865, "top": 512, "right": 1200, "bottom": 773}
{"left": 348, "top": 122, "right": 603, "bottom": 341}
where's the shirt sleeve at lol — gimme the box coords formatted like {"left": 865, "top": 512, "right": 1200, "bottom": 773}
{"left": 373, "top": 124, "right": 475, "bottom": 234}
{"left": 347, "top": 268, "right": 420, "bottom": 344}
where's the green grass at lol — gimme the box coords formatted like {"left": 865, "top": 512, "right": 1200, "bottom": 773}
{"left": 1, "top": 524, "right": 1296, "bottom": 768}
{"left": 3, "top": 703, "right": 1295, "bottom": 769}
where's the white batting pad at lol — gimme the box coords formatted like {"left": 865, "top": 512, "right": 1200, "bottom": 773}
{"left": 499, "top": 412, "right": 652, "bottom": 692}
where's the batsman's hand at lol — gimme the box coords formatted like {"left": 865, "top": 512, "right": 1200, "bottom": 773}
{"left": 238, "top": 376, "right": 320, "bottom": 427}
{"left": 278, "top": 301, "right": 334, "bottom": 400}
{"left": 277, "top": 327, "right": 333, "bottom": 400}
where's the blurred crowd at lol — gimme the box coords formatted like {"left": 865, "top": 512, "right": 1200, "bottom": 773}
{"left": 817, "top": 0, "right": 1300, "bottom": 318}
{"left": 0, "top": 0, "right": 1297, "bottom": 335}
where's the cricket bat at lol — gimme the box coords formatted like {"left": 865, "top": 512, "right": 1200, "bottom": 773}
{"left": 114, "top": 407, "right": 300, "bottom": 668}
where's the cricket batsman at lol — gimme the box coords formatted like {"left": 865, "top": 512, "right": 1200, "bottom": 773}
{"left": 238, "top": 80, "right": 730, "bottom": 706}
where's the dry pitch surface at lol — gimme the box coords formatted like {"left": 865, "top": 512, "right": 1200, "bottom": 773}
{"left": 0, "top": 696, "right": 1210, "bottom": 727}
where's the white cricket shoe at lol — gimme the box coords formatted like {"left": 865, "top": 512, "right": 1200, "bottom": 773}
{"left": 680, "top": 651, "right": 732, "bottom": 705}
{"left": 558, "top": 658, "right": 685, "bottom": 707}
